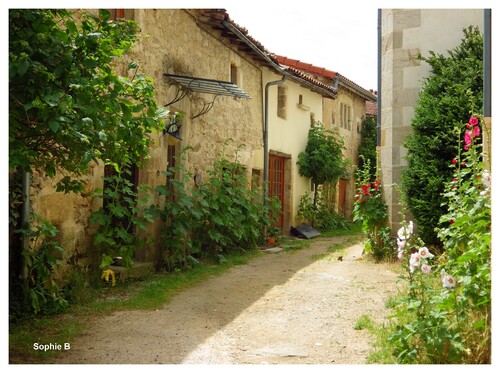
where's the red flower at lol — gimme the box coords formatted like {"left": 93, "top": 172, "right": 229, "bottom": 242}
{"left": 469, "top": 116, "right": 479, "bottom": 126}
{"left": 450, "top": 219, "right": 455, "bottom": 224}
{"left": 361, "top": 184, "right": 370, "bottom": 196}
{"left": 452, "top": 159, "right": 457, "bottom": 165}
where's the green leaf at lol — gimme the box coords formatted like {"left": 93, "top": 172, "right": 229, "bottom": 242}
{"left": 48, "top": 119, "right": 60, "bottom": 133}
{"left": 17, "top": 60, "right": 29, "bottom": 76}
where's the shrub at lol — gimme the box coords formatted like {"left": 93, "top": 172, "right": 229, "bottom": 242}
{"left": 401, "top": 26, "right": 483, "bottom": 246}
{"left": 90, "top": 162, "right": 157, "bottom": 270}
{"left": 297, "top": 123, "right": 349, "bottom": 208}
{"left": 296, "top": 191, "right": 350, "bottom": 231}
{"left": 13, "top": 214, "right": 69, "bottom": 317}
{"left": 357, "top": 115, "right": 377, "bottom": 180}
{"left": 353, "top": 156, "right": 391, "bottom": 260}
{"left": 157, "top": 146, "right": 281, "bottom": 271}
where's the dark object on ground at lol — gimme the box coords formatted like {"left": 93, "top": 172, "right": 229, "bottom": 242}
{"left": 290, "top": 224, "right": 321, "bottom": 239}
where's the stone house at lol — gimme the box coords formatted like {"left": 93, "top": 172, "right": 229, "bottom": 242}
{"left": 24, "top": 8, "right": 338, "bottom": 276}
{"left": 379, "top": 9, "right": 485, "bottom": 233}
{"left": 274, "top": 56, "right": 377, "bottom": 219}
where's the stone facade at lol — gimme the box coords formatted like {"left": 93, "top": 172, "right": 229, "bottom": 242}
{"left": 24, "top": 9, "right": 342, "bottom": 281}
{"left": 29, "top": 9, "right": 266, "bottom": 275}
{"left": 128, "top": 9, "right": 265, "bottom": 261}
{"left": 324, "top": 81, "right": 375, "bottom": 219}
{"left": 380, "top": 9, "right": 484, "bottom": 234}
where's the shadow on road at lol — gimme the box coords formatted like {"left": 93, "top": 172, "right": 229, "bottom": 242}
{"left": 45, "top": 235, "right": 361, "bottom": 364}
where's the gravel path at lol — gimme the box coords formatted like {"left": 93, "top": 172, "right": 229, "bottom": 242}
{"left": 49, "top": 235, "right": 398, "bottom": 364}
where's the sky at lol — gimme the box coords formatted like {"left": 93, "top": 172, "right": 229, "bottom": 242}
{"left": 224, "top": 4, "right": 379, "bottom": 91}
{"left": 7, "top": 0, "right": 496, "bottom": 93}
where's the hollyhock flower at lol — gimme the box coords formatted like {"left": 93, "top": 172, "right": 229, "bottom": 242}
{"left": 482, "top": 171, "right": 491, "bottom": 188}
{"left": 397, "top": 238, "right": 406, "bottom": 251}
{"left": 464, "top": 130, "right": 472, "bottom": 150}
{"left": 469, "top": 116, "right": 479, "bottom": 126}
{"left": 421, "top": 264, "right": 432, "bottom": 274}
{"left": 418, "top": 246, "right": 434, "bottom": 259}
{"left": 452, "top": 159, "right": 457, "bottom": 165}
{"left": 472, "top": 125, "right": 481, "bottom": 138}
{"left": 361, "top": 184, "right": 371, "bottom": 196}
{"left": 409, "top": 252, "right": 421, "bottom": 270}
{"left": 398, "top": 221, "right": 413, "bottom": 240}
{"left": 442, "top": 275, "right": 456, "bottom": 289}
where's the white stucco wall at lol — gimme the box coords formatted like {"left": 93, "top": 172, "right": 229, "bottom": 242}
{"left": 262, "top": 68, "right": 324, "bottom": 227}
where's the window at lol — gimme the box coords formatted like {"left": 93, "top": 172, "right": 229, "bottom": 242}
{"left": 230, "top": 64, "right": 238, "bottom": 85}
{"left": 347, "top": 106, "right": 352, "bottom": 131}
{"left": 277, "top": 86, "right": 287, "bottom": 119}
{"left": 298, "top": 94, "right": 303, "bottom": 105}
{"left": 339, "top": 102, "right": 352, "bottom": 130}
{"left": 310, "top": 113, "right": 316, "bottom": 127}
{"left": 109, "top": 9, "right": 125, "bottom": 20}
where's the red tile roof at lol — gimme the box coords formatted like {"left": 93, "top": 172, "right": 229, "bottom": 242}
{"left": 274, "top": 56, "right": 336, "bottom": 80}
{"left": 274, "top": 54, "right": 376, "bottom": 102}
{"left": 365, "top": 99, "right": 378, "bottom": 116}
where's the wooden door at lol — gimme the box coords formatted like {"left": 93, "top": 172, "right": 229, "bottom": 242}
{"left": 269, "top": 155, "right": 285, "bottom": 228}
{"left": 338, "top": 179, "right": 347, "bottom": 217}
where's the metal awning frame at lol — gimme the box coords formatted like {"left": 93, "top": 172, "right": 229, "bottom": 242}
{"left": 164, "top": 73, "right": 251, "bottom": 120}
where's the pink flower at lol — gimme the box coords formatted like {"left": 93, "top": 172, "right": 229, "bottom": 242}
{"left": 469, "top": 116, "right": 479, "bottom": 126}
{"left": 464, "top": 130, "right": 472, "bottom": 145}
{"left": 409, "top": 252, "right": 421, "bottom": 272}
{"left": 421, "top": 264, "right": 432, "bottom": 274}
{"left": 442, "top": 275, "right": 456, "bottom": 289}
{"left": 472, "top": 125, "right": 481, "bottom": 138}
{"left": 418, "top": 246, "right": 434, "bottom": 259}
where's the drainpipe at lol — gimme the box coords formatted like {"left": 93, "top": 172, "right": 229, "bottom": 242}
{"left": 377, "top": 9, "right": 382, "bottom": 147}
{"left": 263, "top": 75, "right": 286, "bottom": 205}
{"left": 20, "top": 170, "right": 30, "bottom": 280}
{"left": 332, "top": 75, "right": 339, "bottom": 91}
{"left": 483, "top": 9, "right": 491, "bottom": 170}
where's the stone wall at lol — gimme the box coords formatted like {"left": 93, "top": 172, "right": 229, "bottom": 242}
{"left": 29, "top": 9, "right": 265, "bottom": 277}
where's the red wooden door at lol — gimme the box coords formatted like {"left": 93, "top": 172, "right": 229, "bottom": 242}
{"left": 338, "top": 179, "right": 347, "bottom": 217}
{"left": 269, "top": 155, "right": 285, "bottom": 228}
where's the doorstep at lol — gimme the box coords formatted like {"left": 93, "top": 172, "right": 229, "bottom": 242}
{"left": 109, "top": 261, "right": 154, "bottom": 281}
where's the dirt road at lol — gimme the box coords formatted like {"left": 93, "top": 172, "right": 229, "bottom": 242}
{"left": 49, "top": 235, "right": 398, "bottom": 364}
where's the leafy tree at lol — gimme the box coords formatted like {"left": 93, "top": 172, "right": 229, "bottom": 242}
{"left": 9, "top": 9, "right": 166, "bottom": 315}
{"left": 401, "top": 26, "right": 483, "bottom": 246}
{"left": 357, "top": 115, "right": 377, "bottom": 179}
{"left": 9, "top": 9, "right": 166, "bottom": 192}
{"left": 297, "top": 123, "right": 349, "bottom": 208}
